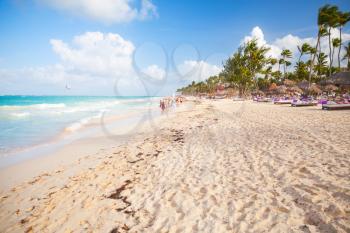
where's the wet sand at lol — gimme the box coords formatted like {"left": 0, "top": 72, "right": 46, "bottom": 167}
{"left": 0, "top": 100, "right": 349, "bottom": 232}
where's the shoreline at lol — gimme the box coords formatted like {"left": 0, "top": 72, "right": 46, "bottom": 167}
{"left": 0, "top": 101, "right": 189, "bottom": 190}
{"left": 0, "top": 99, "right": 349, "bottom": 232}
{"left": 0, "top": 96, "right": 162, "bottom": 161}
{"left": 0, "top": 104, "right": 161, "bottom": 169}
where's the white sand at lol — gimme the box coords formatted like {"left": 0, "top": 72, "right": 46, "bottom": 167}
{"left": 0, "top": 100, "right": 349, "bottom": 233}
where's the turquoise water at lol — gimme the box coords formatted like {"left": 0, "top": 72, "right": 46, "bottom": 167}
{"left": 0, "top": 96, "right": 158, "bottom": 158}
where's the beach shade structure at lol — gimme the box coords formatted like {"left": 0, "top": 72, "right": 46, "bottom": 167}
{"left": 324, "top": 84, "right": 339, "bottom": 92}
{"left": 276, "top": 85, "right": 287, "bottom": 94}
{"left": 298, "top": 80, "right": 310, "bottom": 91}
{"left": 252, "top": 89, "right": 265, "bottom": 96}
{"left": 289, "top": 86, "right": 303, "bottom": 94}
{"left": 329, "top": 71, "right": 350, "bottom": 86}
{"left": 321, "top": 71, "right": 350, "bottom": 91}
{"left": 309, "top": 84, "right": 322, "bottom": 95}
{"left": 269, "top": 83, "right": 277, "bottom": 91}
{"left": 283, "top": 79, "right": 296, "bottom": 87}
{"left": 226, "top": 87, "right": 239, "bottom": 97}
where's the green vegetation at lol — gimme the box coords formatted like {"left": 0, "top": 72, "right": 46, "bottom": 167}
{"left": 178, "top": 4, "right": 350, "bottom": 96}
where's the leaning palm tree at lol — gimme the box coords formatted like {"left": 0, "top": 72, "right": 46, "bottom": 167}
{"left": 332, "top": 38, "right": 340, "bottom": 70}
{"left": 325, "top": 5, "right": 339, "bottom": 75}
{"left": 308, "top": 6, "right": 329, "bottom": 84}
{"left": 319, "top": 5, "right": 339, "bottom": 75}
{"left": 269, "top": 58, "right": 277, "bottom": 66}
{"left": 315, "top": 52, "right": 328, "bottom": 77}
{"left": 278, "top": 58, "right": 284, "bottom": 80}
{"left": 285, "top": 61, "right": 291, "bottom": 75}
{"left": 297, "top": 43, "right": 311, "bottom": 64}
{"left": 337, "top": 11, "right": 350, "bottom": 69}
{"left": 281, "top": 49, "right": 292, "bottom": 79}
{"left": 307, "top": 47, "right": 317, "bottom": 87}
{"left": 343, "top": 42, "right": 350, "bottom": 70}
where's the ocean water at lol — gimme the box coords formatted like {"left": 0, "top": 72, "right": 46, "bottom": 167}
{"left": 0, "top": 96, "right": 159, "bottom": 160}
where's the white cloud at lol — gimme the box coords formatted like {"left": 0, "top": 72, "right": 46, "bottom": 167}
{"left": 178, "top": 60, "right": 222, "bottom": 82}
{"left": 50, "top": 32, "right": 135, "bottom": 77}
{"left": 142, "top": 65, "right": 165, "bottom": 80}
{"left": 37, "top": 0, "right": 157, "bottom": 24}
{"left": 242, "top": 26, "right": 350, "bottom": 70}
{"left": 0, "top": 32, "right": 167, "bottom": 95}
{"left": 242, "top": 26, "right": 267, "bottom": 47}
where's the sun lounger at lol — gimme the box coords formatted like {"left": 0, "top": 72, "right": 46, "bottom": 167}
{"left": 322, "top": 104, "right": 350, "bottom": 110}
{"left": 257, "top": 98, "right": 271, "bottom": 102}
{"left": 291, "top": 102, "right": 317, "bottom": 107}
{"left": 274, "top": 99, "right": 293, "bottom": 104}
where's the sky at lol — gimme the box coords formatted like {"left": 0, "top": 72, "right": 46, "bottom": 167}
{"left": 0, "top": 0, "right": 350, "bottom": 96}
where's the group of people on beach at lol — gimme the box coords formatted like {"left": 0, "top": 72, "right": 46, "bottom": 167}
{"left": 159, "top": 96, "right": 185, "bottom": 111}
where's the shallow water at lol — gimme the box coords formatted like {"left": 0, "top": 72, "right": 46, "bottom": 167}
{"left": 0, "top": 96, "right": 160, "bottom": 163}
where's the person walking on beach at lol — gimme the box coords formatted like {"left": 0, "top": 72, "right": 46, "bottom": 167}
{"left": 160, "top": 99, "right": 165, "bottom": 111}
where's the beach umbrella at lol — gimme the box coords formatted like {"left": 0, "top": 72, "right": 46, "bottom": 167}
{"left": 269, "top": 83, "right": 277, "bottom": 91}
{"left": 330, "top": 71, "right": 350, "bottom": 86}
{"left": 324, "top": 84, "right": 338, "bottom": 92}
{"left": 320, "top": 72, "right": 350, "bottom": 87}
{"left": 283, "top": 79, "right": 296, "bottom": 87}
{"left": 309, "top": 84, "right": 322, "bottom": 95}
{"left": 252, "top": 89, "right": 265, "bottom": 95}
{"left": 298, "top": 80, "right": 309, "bottom": 90}
{"left": 276, "top": 85, "right": 287, "bottom": 94}
{"left": 289, "top": 86, "right": 303, "bottom": 94}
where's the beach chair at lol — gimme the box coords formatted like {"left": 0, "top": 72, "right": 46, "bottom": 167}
{"left": 322, "top": 103, "right": 350, "bottom": 110}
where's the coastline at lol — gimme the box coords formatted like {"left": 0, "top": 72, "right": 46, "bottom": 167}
{"left": 0, "top": 99, "right": 349, "bottom": 232}
{"left": 0, "top": 96, "right": 162, "bottom": 161}
{"left": 0, "top": 102, "right": 178, "bottom": 189}
{"left": 0, "top": 101, "right": 161, "bottom": 168}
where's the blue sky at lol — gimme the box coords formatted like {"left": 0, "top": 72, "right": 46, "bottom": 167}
{"left": 0, "top": 0, "right": 350, "bottom": 96}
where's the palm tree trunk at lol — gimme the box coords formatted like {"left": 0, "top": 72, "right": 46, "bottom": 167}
{"left": 278, "top": 63, "right": 280, "bottom": 72}
{"left": 338, "top": 27, "right": 342, "bottom": 69}
{"left": 332, "top": 45, "right": 336, "bottom": 70}
{"left": 328, "top": 27, "right": 332, "bottom": 77}
{"left": 308, "top": 34, "right": 320, "bottom": 88}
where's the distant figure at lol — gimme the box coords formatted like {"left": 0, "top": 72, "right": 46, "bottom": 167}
{"left": 65, "top": 84, "right": 71, "bottom": 90}
{"left": 160, "top": 99, "right": 165, "bottom": 111}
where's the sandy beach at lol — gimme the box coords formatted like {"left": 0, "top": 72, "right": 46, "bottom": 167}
{"left": 0, "top": 100, "right": 349, "bottom": 233}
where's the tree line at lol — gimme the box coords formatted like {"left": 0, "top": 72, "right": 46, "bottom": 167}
{"left": 178, "top": 4, "right": 350, "bottom": 96}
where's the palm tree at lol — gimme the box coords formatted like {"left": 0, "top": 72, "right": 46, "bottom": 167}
{"left": 337, "top": 11, "right": 350, "bottom": 69}
{"left": 297, "top": 43, "right": 311, "bottom": 64}
{"left": 281, "top": 49, "right": 292, "bottom": 79}
{"left": 306, "top": 47, "right": 317, "bottom": 86}
{"left": 343, "top": 42, "right": 350, "bottom": 70}
{"left": 315, "top": 52, "right": 328, "bottom": 77}
{"left": 278, "top": 58, "right": 284, "bottom": 81}
{"left": 332, "top": 38, "right": 341, "bottom": 71}
{"left": 321, "top": 5, "right": 339, "bottom": 75}
{"left": 308, "top": 6, "right": 329, "bottom": 84}
{"left": 285, "top": 61, "right": 291, "bottom": 78}
{"left": 269, "top": 58, "right": 277, "bottom": 66}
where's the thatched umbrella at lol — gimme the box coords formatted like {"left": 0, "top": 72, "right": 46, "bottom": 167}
{"left": 252, "top": 89, "right": 265, "bottom": 96}
{"left": 298, "top": 80, "right": 309, "bottom": 90}
{"left": 330, "top": 71, "right": 350, "bottom": 86}
{"left": 283, "top": 79, "right": 296, "bottom": 87}
{"left": 324, "top": 84, "right": 338, "bottom": 92}
{"left": 269, "top": 83, "right": 277, "bottom": 91}
{"left": 289, "top": 86, "right": 303, "bottom": 94}
{"left": 276, "top": 85, "right": 287, "bottom": 94}
{"left": 226, "top": 87, "right": 238, "bottom": 97}
{"left": 309, "top": 84, "right": 322, "bottom": 95}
